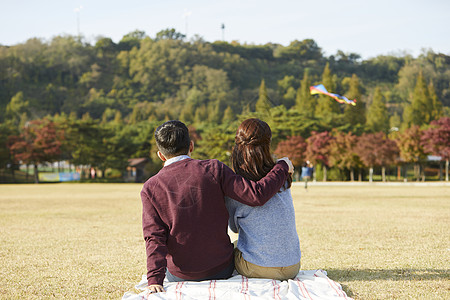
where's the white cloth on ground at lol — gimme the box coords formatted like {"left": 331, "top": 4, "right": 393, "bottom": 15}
{"left": 122, "top": 270, "right": 353, "bottom": 300}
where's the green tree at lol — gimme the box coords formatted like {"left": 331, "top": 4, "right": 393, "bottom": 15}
{"left": 97, "top": 124, "right": 136, "bottom": 178}
{"left": 42, "top": 83, "right": 66, "bottom": 115}
{"left": 189, "top": 65, "right": 232, "bottom": 121}
{"left": 295, "top": 70, "right": 316, "bottom": 117}
{"left": 277, "top": 75, "right": 297, "bottom": 108}
{"left": 222, "top": 106, "right": 235, "bottom": 124}
{"left": 155, "top": 28, "right": 186, "bottom": 41}
{"left": 129, "top": 102, "right": 155, "bottom": 124}
{"left": 195, "top": 125, "right": 234, "bottom": 163}
{"left": 403, "top": 72, "right": 441, "bottom": 127}
{"left": 274, "top": 39, "right": 322, "bottom": 62}
{"left": 343, "top": 74, "right": 366, "bottom": 128}
{"left": 0, "top": 123, "right": 18, "bottom": 180}
{"left": 366, "top": 87, "right": 389, "bottom": 133}
{"left": 118, "top": 30, "right": 146, "bottom": 50}
{"left": 101, "top": 108, "right": 118, "bottom": 124}
{"left": 361, "top": 54, "right": 405, "bottom": 83}
{"left": 68, "top": 117, "right": 105, "bottom": 171}
{"left": 315, "top": 63, "right": 340, "bottom": 119}
{"left": 428, "top": 81, "right": 442, "bottom": 121}
{"left": 389, "top": 112, "right": 402, "bottom": 131}
{"left": 45, "top": 35, "right": 92, "bottom": 87}
{"left": 395, "top": 50, "right": 450, "bottom": 108}
{"left": 255, "top": 79, "right": 272, "bottom": 115}
{"left": 180, "top": 102, "right": 195, "bottom": 124}
{"left": 113, "top": 111, "right": 123, "bottom": 125}
{"left": 127, "top": 121, "right": 163, "bottom": 177}
{"left": 194, "top": 104, "right": 208, "bottom": 124}
{"left": 51, "top": 112, "right": 78, "bottom": 166}
{"left": 208, "top": 99, "right": 225, "bottom": 124}
{"left": 6, "top": 92, "right": 29, "bottom": 127}
{"left": 127, "top": 37, "right": 190, "bottom": 101}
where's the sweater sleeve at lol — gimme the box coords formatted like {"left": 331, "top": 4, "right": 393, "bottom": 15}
{"left": 219, "top": 160, "right": 288, "bottom": 207}
{"left": 224, "top": 197, "right": 239, "bottom": 233}
{"left": 141, "top": 188, "right": 168, "bottom": 286}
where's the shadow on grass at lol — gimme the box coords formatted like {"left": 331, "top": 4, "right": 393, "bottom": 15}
{"left": 326, "top": 268, "right": 450, "bottom": 298}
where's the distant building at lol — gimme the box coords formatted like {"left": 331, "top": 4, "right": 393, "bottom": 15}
{"left": 125, "top": 158, "right": 150, "bottom": 183}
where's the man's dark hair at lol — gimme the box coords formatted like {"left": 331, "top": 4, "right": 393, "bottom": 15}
{"left": 155, "top": 120, "right": 191, "bottom": 157}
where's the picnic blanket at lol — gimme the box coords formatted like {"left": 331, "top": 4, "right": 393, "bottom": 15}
{"left": 122, "top": 270, "right": 353, "bottom": 299}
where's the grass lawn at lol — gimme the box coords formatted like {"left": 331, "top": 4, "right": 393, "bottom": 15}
{"left": 0, "top": 183, "right": 449, "bottom": 299}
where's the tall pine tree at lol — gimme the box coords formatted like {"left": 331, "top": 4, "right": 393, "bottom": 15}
{"left": 255, "top": 79, "right": 272, "bottom": 115}
{"left": 343, "top": 74, "right": 366, "bottom": 127}
{"left": 315, "top": 63, "right": 340, "bottom": 118}
{"left": 295, "top": 70, "right": 316, "bottom": 117}
{"left": 6, "top": 92, "right": 30, "bottom": 128}
{"left": 403, "top": 72, "right": 441, "bottom": 127}
{"left": 194, "top": 105, "right": 208, "bottom": 124}
{"left": 428, "top": 82, "right": 442, "bottom": 121}
{"left": 222, "top": 106, "right": 235, "bottom": 124}
{"left": 366, "top": 87, "right": 389, "bottom": 133}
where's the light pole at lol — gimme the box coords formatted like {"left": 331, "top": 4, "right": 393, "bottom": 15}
{"left": 183, "top": 10, "right": 192, "bottom": 39}
{"left": 74, "top": 6, "right": 83, "bottom": 40}
{"left": 221, "top": 23, "right": 225, "bottom": 41}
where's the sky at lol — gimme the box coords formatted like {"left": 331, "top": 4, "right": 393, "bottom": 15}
{"left": 1, "top": 0, "right": 449, "bottom": 59}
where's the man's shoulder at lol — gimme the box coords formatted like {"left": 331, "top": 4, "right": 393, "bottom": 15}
{"left": 179, "top": 158, "right": 226, "bottom": 185}
{"left": 141, "top": 173, "right": 158, "bottom": 196}
{"left": 143, "top": 158, "right": 223, "bottom": 183}
{"left": 141, "top": 166, "right": 168, "bottom": 190}
{"left": 174, "top": 158, "right": 223, "bottom": 170}
{"left": 167, "top": 157, "right": 221, "bottom": 167}
{"left": 196, "top": 158, "right": 222, "bottom": 167}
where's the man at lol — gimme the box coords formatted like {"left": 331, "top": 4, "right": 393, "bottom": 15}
{"left": 141, "top": 120, "right": 293, "bottom": 294}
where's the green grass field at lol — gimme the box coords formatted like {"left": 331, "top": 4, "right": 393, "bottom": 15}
{"left": 0, "top": 183, "right": 449, "bottom": 299}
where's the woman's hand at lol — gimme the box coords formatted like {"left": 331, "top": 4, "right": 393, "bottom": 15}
{"left": 277, "top": 157, "right": 294, "bottom": 174}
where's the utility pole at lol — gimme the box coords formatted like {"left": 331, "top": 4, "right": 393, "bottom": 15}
{"left": 221, "top": 23, "right": 225, "bottom": 41}
{"left": 74, "top": 6, "right": 83, "bottom": 40}
{"left": 183, "top": 10, "right": 192, "bottom": 40}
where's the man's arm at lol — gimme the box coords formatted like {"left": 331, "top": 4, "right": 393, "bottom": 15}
{"left": 219, "top": 159, "right": 292, "bottom": 207}
{"left": 141, "top": 189, "right": 169, "bottom": 288}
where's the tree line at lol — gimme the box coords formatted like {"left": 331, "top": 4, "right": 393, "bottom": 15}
{"left": 0, "top": 29, "right": 449, "bottom": 182}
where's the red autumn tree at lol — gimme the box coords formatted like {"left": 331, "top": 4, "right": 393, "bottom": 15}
{"left": 8, "top": 119, "right": 63, "bottom": 183}
{"left": 274, "top": 136, "right": 307, "bottom": 179}
{"left": 421, "top": 117, "right": 450, "bottom": 181}
{"left": 356, "top": 132, "right": 399, "bottom": 182}
{"left": 305, "top": 131, "right": 334, "bottom": 181}
{"left": 328, "top": 130, "right": 361, "bottom": 181}
{"left": 394, "top": 126, "right": 426, "bottom": 181}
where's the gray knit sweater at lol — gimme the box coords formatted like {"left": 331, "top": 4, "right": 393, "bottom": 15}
{"left": 225, "top": 186, "right": 301, "bottom": 267}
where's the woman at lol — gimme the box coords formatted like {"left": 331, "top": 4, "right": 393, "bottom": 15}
{"left": 225, "top": 118, "right": 301, "bottom": 280}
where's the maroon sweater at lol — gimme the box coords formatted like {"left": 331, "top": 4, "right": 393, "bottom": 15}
{"left": 141, "top": 158, "right": 289, "bottom": 285}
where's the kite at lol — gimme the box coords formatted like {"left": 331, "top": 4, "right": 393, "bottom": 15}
{"left": 310, "top": 84, "right": 356, "bottom": 106}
